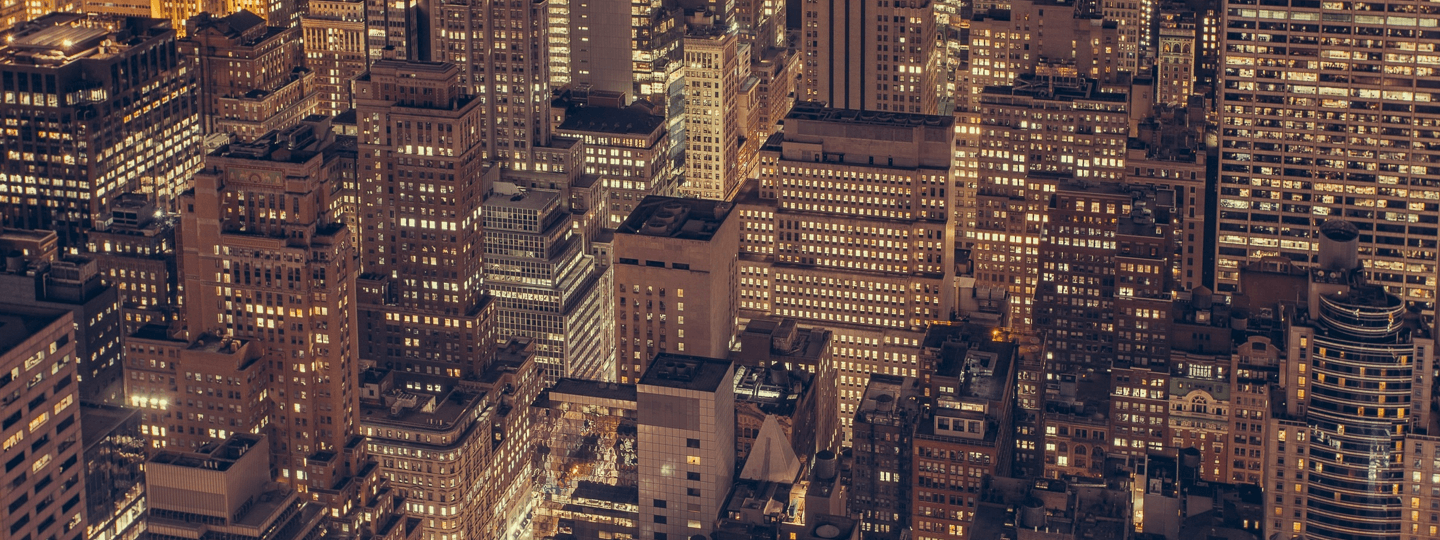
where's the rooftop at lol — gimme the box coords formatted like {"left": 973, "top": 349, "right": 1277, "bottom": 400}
{"left": 787, "top": 101, "right": 954, "bottom": 128}
{"left": 0, "top": 304, "right": 67, "bottom": 359}
{"left": 557, "top": 102, "right": 665, "bottom": 136}
{"left": 1, "top": 13, "right": 173, "bottom": 70}
{"left": 616, "top": 196, "right": 732, "bottom": 242}
{"left": 638, "top": 353, "right": 733, "bottom": 392}
{"left": 149, "top": 433, "right": 266, "bottom": 472}
{"left": 856, "top": 374, "right": 923, "bottom": 425}
{"left": 924, "top": 324, "right": 1017, "bottom": 404}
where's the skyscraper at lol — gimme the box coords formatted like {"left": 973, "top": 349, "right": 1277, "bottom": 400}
{"left": 431, "top": 0, "right": 553, "bottom": 171}
{"left": 965, "top": 76, "right": 1129, "bottom": 331}
{"left": 1265, "top": 220, "right": 1438, "bottom": 540}
{"left": 483, "top": 184, "right": 613, "bottom": 381}
{"left": 1216, "top": 4, "right": 1440, "bottom": 306}
{"left": 740, "top": 103, "right": 953, "bottom": 439}
{"left": 183, "top": 10, "right": 318, "bottom": 142}
{"left": 636, "top": 353, "right": 735, "bottom": 540}
{"left": 301, "top": 0, "right": 368, "bottom": 117}
{"left": 613, "top": 195, "right": 738, "bottom": 383}
{"left": 800, "top": 0, "right": 940, "bottom": 114}
{"left": 179, "top": 117, "right": 361, "bottom": 488}
{"left": 682, "top": 22, "right": 746, "bottom": 201}
{"left": 0, "top": 14, "right": 200, "bottom": 248}
{"left": 355, "top": 60, "right": 496, "bottom": 375}
{"left": 0, "top": 306, "right": 83, "bottom": 540}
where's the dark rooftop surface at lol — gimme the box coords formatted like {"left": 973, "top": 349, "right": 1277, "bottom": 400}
{"left": 616, "top": 196, "right": 732, "bottom": 242}
{"left": 924, "top": 324, "right": 1017, "bottom": 404}
{"left": 557, "top": 103, "right": 664, "bottom": 136}
{"left": 787, "top": 101, "right": 955, "bottom": 128}
{"left": 0, "top": 304, "right": 67, "bottom": 358}
{"left": 638, "top": 353, "right": 733, "bottom": 392}
{"left": 81, "top": 402, "right": 140, "bottom": 449}
{"left": 547, "top": 378, "right": 638, "bottom": 404}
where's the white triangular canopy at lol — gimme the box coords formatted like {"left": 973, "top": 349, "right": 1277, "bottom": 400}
{"left": 739, "top": 414, "right": 801, "bottom": 483}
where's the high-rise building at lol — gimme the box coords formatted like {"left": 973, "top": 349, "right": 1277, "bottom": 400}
{"left": 682, "top": 22, "right": 746, "bottom": 201}
{"left": 0, "top": 234, "right": 125, "bottom": 405}
{"left": 301, "top": 0, "right": 368, "bottom": 117}
{"left": 85, "top": 193, "right": 181, "bottom": 335}
{"left": 1265, "top": 220, "right": 1439, "bottom": 540}
{"left": 1126, "top": 107, "right": 1209, "bottom": 291}
{"left": 179, "top": 117, "right": 362, "bottom": 488}
{"left": 613, "top": 196, "right": 737, "bottom": 383}
{"left": 483, "top": 185, "right": 613, "bottom": 381}
{"left": 364, "top": 0, "right": 427, "bottom": 61}
{"left": 733, "top": 316, "right": 840, "bottom": 453}
{"left": 0, "top": 14, "right": 201, "bottom": 248}
{"left": 355, "top": 60, "right": 498, "bottom": 376}
{"left": 183, "top": 10, "right": 319, "bottom": 142}
{"left": 0, "top": 305, "right": 84, "bottom": 540}
{"left": 739, "top": 104, "right": 952, "bottom": 440}
{"left": 79, "top": 402, "right": 147, "bottom": 540}
{"left": 965, "top": 76, "right": 1129, "bottom": 331}
{"left": 911, "top": 323, "right": 1018, "bottom": 540}
{"left": 800, "top": 0, "right": 940, "bottom": 114}
{"left": 1216, "top": 5, "right": 1440, "bottom": 305}
{"left": 964, "top": 1, "right": 1123, "bottom": 103}
{"left": 734, "top": 0, "right": 784, "bottom": 49}
{"left": 1155, "top": 3, "right": 1195, "bottom": 108}
{"left": 360, "top": 339, "right": 542, "bottom": 540}
{"left": 552, "top": 95, "right": 674, "bottom": 225}
{"left": 636, "top": 353, "right": 735, "bottom": 540}
{"left": 849, "top": 373, "right": 920, "bottom": 539}
{"left": 430, "top": 0, "right": 553, "bottom": 172}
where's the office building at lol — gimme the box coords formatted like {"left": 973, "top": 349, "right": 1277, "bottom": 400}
{"left": 0, "top": 13, "right": 200, "bottom": 248}
{"left": 301, "top": 0, "right": 367, "bottom": 117}
{"left": 613, "top": 196, "right": 737, "bottom": 382}
{"left": 552, "top": 95, "right": 673, "bottom": 225}
{"left": 1216, "top": 4, "right": 1440, "bottom": 305}
{"left": 179, "top": 117, "right": 364, "bottom": 494}
{"left": 0, "top": 306, "right": 83, "bottom": 540}
{"left": 361, "top": 339, "right": 543, "bottom": 540}
{"left": 741, "top": 104, "right": 951, "bottom": 439}
{"left": 365, "top": 0, "right": 426, "bottom": 61}
{"left": 430, "top": 0, "right": 553, "bottom": 172}
{"left": 355, "top": 61, "right": 499, "bottom": 376}
{"left": 800, "top": 0, "right": 940, "bottom": 114}
{"left": 85, "top": 193, "right": 180, "bottom": 335}
{"left": 183, "top": 11, "right": 319, "bottom": 142}
{"left": 682, "top": 23, "right": 746, "bottom": 200}
{"left": 909, "top": 324, "right": 1016, "bottom": 540}
{"left": 637, "top": 353, "right": 735, "bottom": 540}
{"left": 483, "top": 185, "right": 614, "bottom": 381}
{"left": 0, "top": 237, "right": 125, "bottom": 405}
{"left": 121, "top": 327, "right": 265, "bottom": 453}
{"left": 144, "top": 434, "right": 332, "bottom": 540}
{"left": 732, "top": 363, "right": 826, "bottom": 465}
{"left": 965, "top": 76, "right": 1129, "bottom": 331}
{"left": 849, "top": 374, "right": 920, "bottom": 539}
{"left": 1155, "top": 3, "right": 1196, "bottom": 107}
{"left": 1126, "top": 107, "right": 1209, "bottom": 291}
{"left": 79, "top": 402, "right": 146, "bottom": 540}
{"left": 1265, "top": 220, "right": 1439, "bottom": 540}
{"left": 964, "top": 1, "right": 1123, "bottom": 101}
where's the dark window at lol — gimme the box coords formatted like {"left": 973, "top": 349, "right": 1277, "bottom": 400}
{"left": 654, "top": 515, "right": 667, "bottom": 524}
{"left": 686, "top": 438, "right": 700, "bottom": 448}
{"left": 686, "top": 472, "right": 701, "bottom": 481}
{"left": 654, "top": 499, "right": 667, "bottom": 508}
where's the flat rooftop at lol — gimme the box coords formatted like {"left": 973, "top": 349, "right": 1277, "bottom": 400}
{"left": 924, "top": 324, "right": 1016, "bottom": 404}
{"left": 638, "top": 353, "right": 733, "bottom": 392}
{"left": 547, "top": 378, "right": 638, "bottom": 404}
{"left": 1, "top": 14, "right": 172, "bottom": 69}
{"left": 150, "top": 433, "right": 266, "bottom": 471}
{"left": 616, "top": 196, "right": 732, "bottom": 242}
{"left": 0, "top": 304, "right": 67, "bottom": 359}
{"left": 787, "top": 102, "right": 954, "bottom": 128}
{"left": 557, "top": 103, "right": 664, "bottom": 136}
